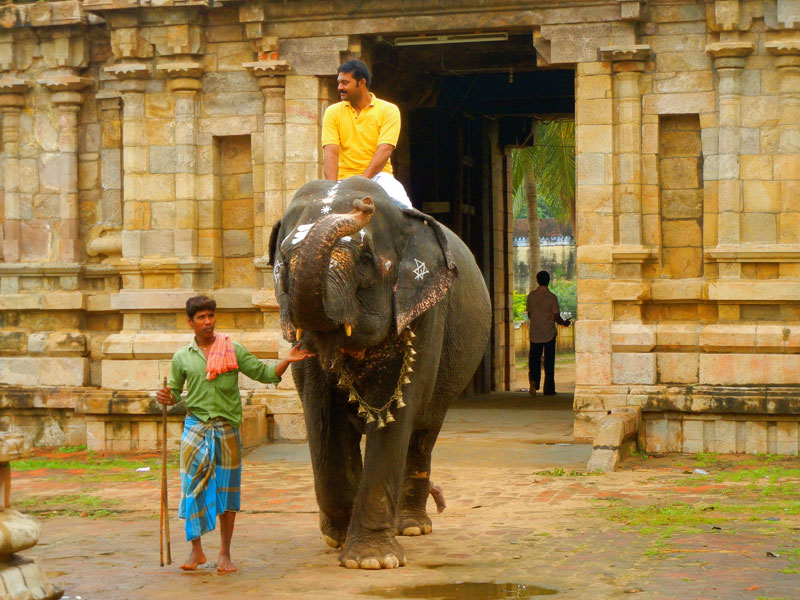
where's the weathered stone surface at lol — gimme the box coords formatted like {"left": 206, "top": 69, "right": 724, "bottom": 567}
{"left": 612, "top": 353, "right": 656, "bottom": 385}
{"left": 0, "top": 509, "right": 40, "bottom": 556}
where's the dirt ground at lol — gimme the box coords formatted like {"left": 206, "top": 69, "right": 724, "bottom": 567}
{"left": 10, "top": 385, "right": 800, "bottom": 600}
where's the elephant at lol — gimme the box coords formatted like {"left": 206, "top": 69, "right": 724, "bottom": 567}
{"left": 268, "top": 176, "right": 491, "bottom": 569}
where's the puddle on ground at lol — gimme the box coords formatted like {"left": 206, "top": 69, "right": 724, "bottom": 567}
{"left": 365, "top": 582, "right": 559, "bottom": 598}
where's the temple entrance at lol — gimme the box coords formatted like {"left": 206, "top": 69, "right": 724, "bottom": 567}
{"left": 369, "top": 34, "right": 575, "bottom": 394}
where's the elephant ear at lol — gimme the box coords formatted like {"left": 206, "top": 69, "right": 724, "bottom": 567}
{"left": 394, "top": 210, "right": 458, "bottom": 333}
{"left": 268, "top": 220, "right": 296, "bottom": 343}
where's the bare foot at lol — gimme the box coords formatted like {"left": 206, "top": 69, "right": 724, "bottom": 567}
{"left": 179, "top": 548, "right": 206, "bottom": 571}
{"left": 429, "top": 483, "right": 446, "bottom": 513}
{"left": 529, "top": 388, "right": 537, "bottom": 397}
{"left": 217, "top": 553, "right": 238, "bottom": 573}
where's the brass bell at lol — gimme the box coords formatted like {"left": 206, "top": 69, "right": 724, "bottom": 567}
{"left": 385, "top": 411, "right": 395, "bottom": 424}
{"left": 376, "top": 415, "right": 386, "bottom": 428}
{"left": 395, "top": 397, "right": 406, "bottom": 409}
{"left": 366, "top": 412, "right": 376, "bottom": 424}
{"left": 348, "top": 392, "right": 358, "bottom": 403}
{"left": 402, "top": 376, "right": 411, "bottom": 385}
{"left": 409, "top": 348, "right": 417, "bottom": 356}
{"left": 358, "top": 405, "right": 367, "bottom": 418}
{"left": 408, "top": 330, "right": 416, "bottom": 339}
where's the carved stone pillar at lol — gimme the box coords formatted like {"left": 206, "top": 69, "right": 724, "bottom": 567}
{"left": 766, "top": 41, "right": 800, "bottom": 244}
{"left": 706, "top": 42, "right": 754, "bottom": 276}
{"left": 0, "top": 80, "right": 28, "bottom": 266}
{"left": 245, "top": 61, "right": 291, "bottom": 262}
{"left": 601, "top": 45, "right": 652, "bottom": 277}
{"left": 41, "top": 75, "right": 92, "bottom": 263}
{"left": 158, "top": 61, "right": 203, "bottom": 281}
{"left": 105, "top": 63, "right": 149, "bottom": 281}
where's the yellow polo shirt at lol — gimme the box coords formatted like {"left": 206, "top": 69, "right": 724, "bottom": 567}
{"left": 321, "top": 93, "right": 400, "bottom": 178}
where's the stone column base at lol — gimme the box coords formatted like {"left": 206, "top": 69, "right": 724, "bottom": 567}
{"left": 0, "top": 556, "right": 63, "bottom": 600}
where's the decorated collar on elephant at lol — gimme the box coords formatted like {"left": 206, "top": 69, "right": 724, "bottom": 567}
{"left": 335, "top": 328, "right": 416, "bottom": 429}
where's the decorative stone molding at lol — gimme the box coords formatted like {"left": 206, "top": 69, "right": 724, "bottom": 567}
{"left": 765, "top": 40, "right": 800, "bottom": 56}
{"left": 156, "top": 60, "right": 203, "bottom": 79}
{"left": 156, "top": 60, "right": 204, "bottom": 91}
{"left": 0, "top": 78, "right": 29, "bottom": 98}
{"left": 705, "top": 40, "right": 755, "bottom": 60}
{"left": 599, "top": 44, "right": 651, "bottom": 64}
{"left": 536, "top": 22, "right": 637, "bottom": 65}
{"left": 706, "top": 245, "right": 800, "bottom": 263}
{"left": 86, "top": 225, "right": 122, "bottom": 259}
{"left": 612, "top": 246, "right": 658, "bottom": 264}
{"left": 617, "top": 0, "right": 646, "bottom": 21}
{"left": 38, "top": 74, "right": 93, "bottom": 93}
{"left": 243, "top": 59, "right": 292, "bottom": 77}
{"left": 104, "top": 61, "right": 150, "bottom": 80}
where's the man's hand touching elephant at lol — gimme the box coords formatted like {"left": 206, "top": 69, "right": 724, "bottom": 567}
{"left": 275, "top": 343, "right": 316, "bottom": 378}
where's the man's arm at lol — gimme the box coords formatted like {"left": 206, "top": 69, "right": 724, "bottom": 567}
{"left": 361, "top": 143, "right": 394, "bottom": 179}
{"left": 323, "top": 144, "right": 340, "bottom": 181}
{"left": 157, "top": 354, "right": 185, "bottom": 405}
{"left": 552, "top": 296, "right": 570, "bottom": 326}
{"left": 236, "top": 342, "right": 315, "bottom": 384}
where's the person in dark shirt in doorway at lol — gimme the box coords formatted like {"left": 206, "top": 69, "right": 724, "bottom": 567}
{"left": 526, "top": 270, "right": 571, "bottom": 396}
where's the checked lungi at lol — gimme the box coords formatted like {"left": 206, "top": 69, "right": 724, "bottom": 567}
{"left": 178, "top": 414, "right": 242, "bottom": 541}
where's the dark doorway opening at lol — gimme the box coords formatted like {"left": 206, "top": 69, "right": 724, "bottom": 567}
{"left": 371, "top": 36, "right": 575, "bottom": 394}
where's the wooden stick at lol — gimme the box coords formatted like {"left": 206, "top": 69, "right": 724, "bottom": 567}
{"left": 161, "top": 377, "right": 172, "bottom": 565}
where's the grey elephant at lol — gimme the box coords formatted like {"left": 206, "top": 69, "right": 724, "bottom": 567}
{"left": 268, "top": 177, "right": 491, "bottom": 569}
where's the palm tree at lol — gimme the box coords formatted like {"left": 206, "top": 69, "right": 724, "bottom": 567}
{"left": 512, "top": 119, "right": 575, "bottom": 291}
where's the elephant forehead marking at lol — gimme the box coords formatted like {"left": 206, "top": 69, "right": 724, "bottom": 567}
{"left": 321, "top": 205, "right": 332, "bottom": 214}
{"left": 321, "top": 183, "right": 339, "bottom": 204}
{"left": 291, "top": 223, "right": 314, "bottom": 245}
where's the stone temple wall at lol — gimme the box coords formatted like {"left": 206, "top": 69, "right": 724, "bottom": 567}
{"left": 0, "top": 0, "right": 798, "bottom": 454}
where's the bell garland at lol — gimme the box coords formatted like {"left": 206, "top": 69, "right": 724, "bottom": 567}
{"left": 338, "top": 329, "right": 415, "bottom": 428}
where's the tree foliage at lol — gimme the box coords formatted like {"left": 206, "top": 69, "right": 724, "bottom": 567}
{"left": 511, "top": 120, "right": 575, "bottom": 225}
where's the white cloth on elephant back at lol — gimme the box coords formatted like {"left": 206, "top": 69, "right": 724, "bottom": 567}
{"left": 346, "top": 172, "right": 412, "bottom": 208}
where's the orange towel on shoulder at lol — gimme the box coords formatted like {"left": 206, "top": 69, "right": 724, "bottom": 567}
{"left": 205, "top": 334, "right": 239, "bottom": 380}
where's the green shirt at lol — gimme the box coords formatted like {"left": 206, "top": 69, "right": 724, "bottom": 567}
{"left": 167, "top": 339, "right": 281, "bottom": 428}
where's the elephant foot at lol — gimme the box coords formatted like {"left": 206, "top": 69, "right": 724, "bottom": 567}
{"left": 319, "top": 511, "right": 349, "bottom": 549}
{"left": 339, "top": 533, "right": 406, "bottom": 569}
{"left": 395, "top": 511, "right": 432, "bottom": 536}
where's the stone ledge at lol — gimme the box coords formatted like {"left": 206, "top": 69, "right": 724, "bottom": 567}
{"left": 575, "top": 383, "right": 800, "bottom": 416}
{"left": 708, "top": 281, "right": 800, "bottom": 302}
{"left": 587, "top": 406, "right": 641, "bottom": 472}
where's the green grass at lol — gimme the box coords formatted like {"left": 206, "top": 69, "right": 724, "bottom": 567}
{"left": 56, "top": 444, "right": 88, "bottom": 453}
{"left": 14, "top": 452, "right": 178, "bottom": 472}
{"left": 693, "top": 452, "right": 720, "bottom": 467}
{"left": 535, "top": 467, "right": 603, "bottom": 477}
{"left": 15, "top": 494, "right": 122, "bottom": 519}
{"left": 597, "top": 502, "right": 722, "bottom": 538}
{"left": 13, "top": 451, "right": 179, "bottom": 482}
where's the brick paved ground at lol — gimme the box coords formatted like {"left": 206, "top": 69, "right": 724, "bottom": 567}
{"left": 11, "top": 391, "right": 800, "bottom": 600}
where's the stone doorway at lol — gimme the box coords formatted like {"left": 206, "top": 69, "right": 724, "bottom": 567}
{"left": 366, "top": 36, "right": 575, "bottom": 394}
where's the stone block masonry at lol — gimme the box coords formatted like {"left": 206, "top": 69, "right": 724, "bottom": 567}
{"left": 1, "top": 0, "right": 800, "bottom": 455}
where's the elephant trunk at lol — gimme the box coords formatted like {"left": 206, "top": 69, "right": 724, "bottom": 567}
{"left": 288, "top": 197, "right": 374, "bottom": 333}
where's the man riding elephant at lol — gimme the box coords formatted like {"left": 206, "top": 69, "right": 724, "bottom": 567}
{"left": 322, "top": 59, "right": 412, "bottom": 208}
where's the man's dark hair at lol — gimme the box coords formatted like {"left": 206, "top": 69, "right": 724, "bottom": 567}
{"left": 186, "top": 295, "right": 216, "bottom": 319}
{"left": 338, "top": 59, "right": 371, "bottom": 88}
{"left": 536, "top": 270, "right": 550, "bottom": 286}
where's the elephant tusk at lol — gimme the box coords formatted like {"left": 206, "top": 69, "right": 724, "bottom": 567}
{"left": 296, "top": 329, "right": 303, "bottom": 341}
{"left": 344, "top": 323, "right": 352, "bottom": 337}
